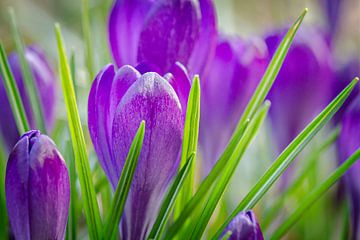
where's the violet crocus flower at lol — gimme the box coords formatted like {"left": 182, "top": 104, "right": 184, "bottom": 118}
{"left": 338, "top": 96, "right": 360, "bottom": 240}
{"left": 221, "top": 210, "right": 264, "bottom": 240}
{"left": 266, "top": 28, "right": 333, "bottom": 153}
{"left": 320, "top": 0, "right": 341, "bottom": 41}
{"left": 0, "top": 46, "right": 56, "bottom": 151}
{"left": 108, "top": 0, "right": 217, "bottom": 77}
{"left": 199, "top": 35, "right": 268, "bottom": 173}
{"left": 5, "top": 130, "right": 70, "bottom": 240}
{"left": 88, "top": 63, "right": 189, "bottom": 239}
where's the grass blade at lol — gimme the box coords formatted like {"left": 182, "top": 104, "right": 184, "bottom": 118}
{"left": 0, "top": 43, "right": 29, "bottom": 134}
{"left": 82, "top": 0, "right": 95, "bottom": 80}
{"left": 103, "top": 121, "right": 145, "bottom": 239}
{"left": 174, "top": 75, "right": 201, "bottom": 218}
{"left": 189, "top": 102, "right": 270, "bottom": 239}
{"left": 270, "top": 148, "right": 360, "bottom": 239}
{"left": 167, "top": 8, "right": 307, "bottom": 236}
{"left": 148, "top": 153, "right": 196, "bottom": 240}
{"left": 212, "top": 77, "right": 359, "bottom": 239}
{"left": 55, "top": 24, "right": 102, "bottom": 240}
{"left": 0, "top": 136, "right": 8, "bottom": 239}
{"left": 8, "top": 8, "right": 46, "bottom": 133}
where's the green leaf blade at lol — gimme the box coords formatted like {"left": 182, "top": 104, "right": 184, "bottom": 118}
{"left": 0, "top": 43, "right": 29, "bottom": 134}
{"left": 213, "top": 77, "right": 359, "bottom": 239}
{"left": 55, "top": 24, "right": 102, "bottom": 240}
{"left": 103, "top": 121, "right": 145, "bottom": 240}
{"left": 270, "top": 147, "right": 360, "bottom": 239}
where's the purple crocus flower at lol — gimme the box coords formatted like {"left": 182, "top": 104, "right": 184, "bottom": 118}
{"left": 338, "top": 96, "right": 360, "bottom": 240}
{"left": 108, "top": 0, "right": 217, "bottom": 77}
{"left": 221, "top": 210, "right": 264, "bottom": 240}
{"left": 5, "top": 130, "right": 70, "bottom": 240}
{"left": 199, "top": 35, "right": 268, "bottom": 173}
{"left": 266, "top": 28, "right": 334, "bottom": 153}
{"left": 88, "top": 63, "right": 189, "bottom": 239}
{"left": 0, "top": 46, "right": 56, "bottom": 151}
{"left": 320, "top": 0, "right": 341, "bottom": 41}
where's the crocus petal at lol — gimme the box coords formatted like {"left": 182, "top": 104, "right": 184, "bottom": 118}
{"left": 108, "top": 0, "right": 154, "bottom": 67}
{"left": 137, "top": 0, "right": 200, "bottom": 75}
{"left": 88, "top": 64, "right": 139, "bottom": 187}
{"left": 266, "top": 27, "right": 334, "bottom": 152}
{"left": 0, "top": 46, "right": 56, "bottom": 151}
{"left": 199, "top": 35, "right": 268, "bottom": 172}
{"left": 187, "top": 0, "right": 217, "bottom": 78}
{"left": 112, "top": 72, "right": 183, "bottom": 239}
{"left": 5, "top": 130, "right": 70, "bottom": 240}
{"left": 221, "top": 210, "right": 264, "bottom": 240}
{"left": 165, "top": 62, "right": 192, "bottom": 114}
{"left": 339, "top": 96, "right": 360, "bottom": 239}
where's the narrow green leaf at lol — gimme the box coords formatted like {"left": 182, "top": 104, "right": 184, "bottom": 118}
{"left": 148, "top": 153, "right": 196, "bottom": 240}
{"left": 65, "top": 141, "right": 78, "bottom": 240}
{"left": 8, "top": 8, "right": 46, "bottom": 133}
{"left": 262, "top": 127, "right": 340, "bottom": 229}
{"left": 213, "top": 78, "right": 359, "bottom": 239}
{"left": 189, "top": 102, "right": 270, "bottom": 239}
{"left": 270, "top": 148, "right": 360, "bottom": 239}
{"left": 82, "top": 0, "right": 95, "bottom": 80}
{"left": 55, "top": 24, "right": 102, "bottom": 240}
{"left": 70, "top": 50, "right": 78, "bottom": 99}
{"left": 103, "top": 121, "right": 145, "bottom": 240}
{"left": 174, "top": 75, "right": 201, "bottom": 218}
{"left": 0, "top": 43, "right": 29, "bottom": 134}
{"left": 167, "top": 8, "right": 308, "bottom": 236}
{"left": 0, "top": 136, "right": 8, "bottom": 239}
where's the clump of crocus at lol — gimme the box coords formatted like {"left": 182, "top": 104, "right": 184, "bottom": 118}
{"left": 0, "top": 46, "right": 56, "bottom": 151}
{"left": 221, "top": 210, "right": 264, "bottom": 240}
{"left": 199, "top": 35, "right": 268, "bottom": 172}
{"left": 338, "top": 95, "right": 360, "bottom": 239}
{"left": 5, "top": 130, "right": 70, "bottom": 239}
{"left": 266, "top": 27, "right": 334, "bottom": 153}
{"left": 88, "top": 63, "right": 189, "bottom": 239}
{"left": 108, "top": 0, "right": 217, "bottom": 77}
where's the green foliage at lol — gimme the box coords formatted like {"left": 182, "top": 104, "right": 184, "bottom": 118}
{"left": 55, "top": 24, "right": 102, "bottom": 240}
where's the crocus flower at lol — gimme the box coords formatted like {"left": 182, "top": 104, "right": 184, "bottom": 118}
{"left": 199, "top": 35, "right": 268, "bottom": 173}
{"left": 88, "top": 63, "right": 189, "bottom": 239}
{"left": 108, "top": 0, "right": 217, "bottom": 77}
{"left": 0, "top": 46, "right": 56, "bottom": 151}
{"left": 266, "top": 28, "right": 333, "bottom": 153}
{"left": 320, "top": 0, "right": 341, "bottom": 42}
{"left": 338, "top": 95, "right": 360, "bottom": 240}
{"left": 221, "top": 210, "right": 264, "bottom": 240}
{"left": 5, "top": 130, "right": 70, "bottom": 240}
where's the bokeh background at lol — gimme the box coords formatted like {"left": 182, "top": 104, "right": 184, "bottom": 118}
{"left": 0, "top": 0, "right": 359, "bottom": 239}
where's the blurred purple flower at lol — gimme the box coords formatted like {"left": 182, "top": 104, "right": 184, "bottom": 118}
{"left": 108, "top": 0, "right": 217, "bottom": 77}
{"left": 5, "top": 130, "right": 70, "bottom": 240}
{"left": 338, "top": 95, "right": 360, "bottom": 239}
{"left": 0, "top": 46, "right": 57, "bottom": 151}
{"left": 332, "top": 58, "right": 360, "bottom": 123}
{"left": 321, "top": 0, "right": 341, "bottom": 41}
{"left": 266, "top": 28, "right": 334, "bottom": 153}
{"left": 88, "top": 63, "right": 189, "bottom": 239}
{"left": 221, "top": 210, "right": 264, "bottom": 240}
{"left": 199, "top": 35, "right": 268, "bottom": 172}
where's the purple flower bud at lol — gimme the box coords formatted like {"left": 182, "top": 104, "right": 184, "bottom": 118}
{"left": 0, "top": 46, "right": 57, "bottom": 151}
{"left": 221, "top": 210, "right": 264, "bottom": 240}
{"left": 5, "top": 130, "right": 70, "bottom": 240}
{"left": 320, "top": 0, "right": 341, "bottom": 40}
{"left": 266, "top": 28, "right": 334, "bottom": 152}
{"left": 88, "top": 63, "right": 189, "bottom": 239}
{"left": 339, "top": 96, "right": 360, "bottom": 239}
{"left": 199, "top": 35, "right": 268, "bottom": 173}
{"left": 108, "top": 0, "right": 217, "bottom": 77}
